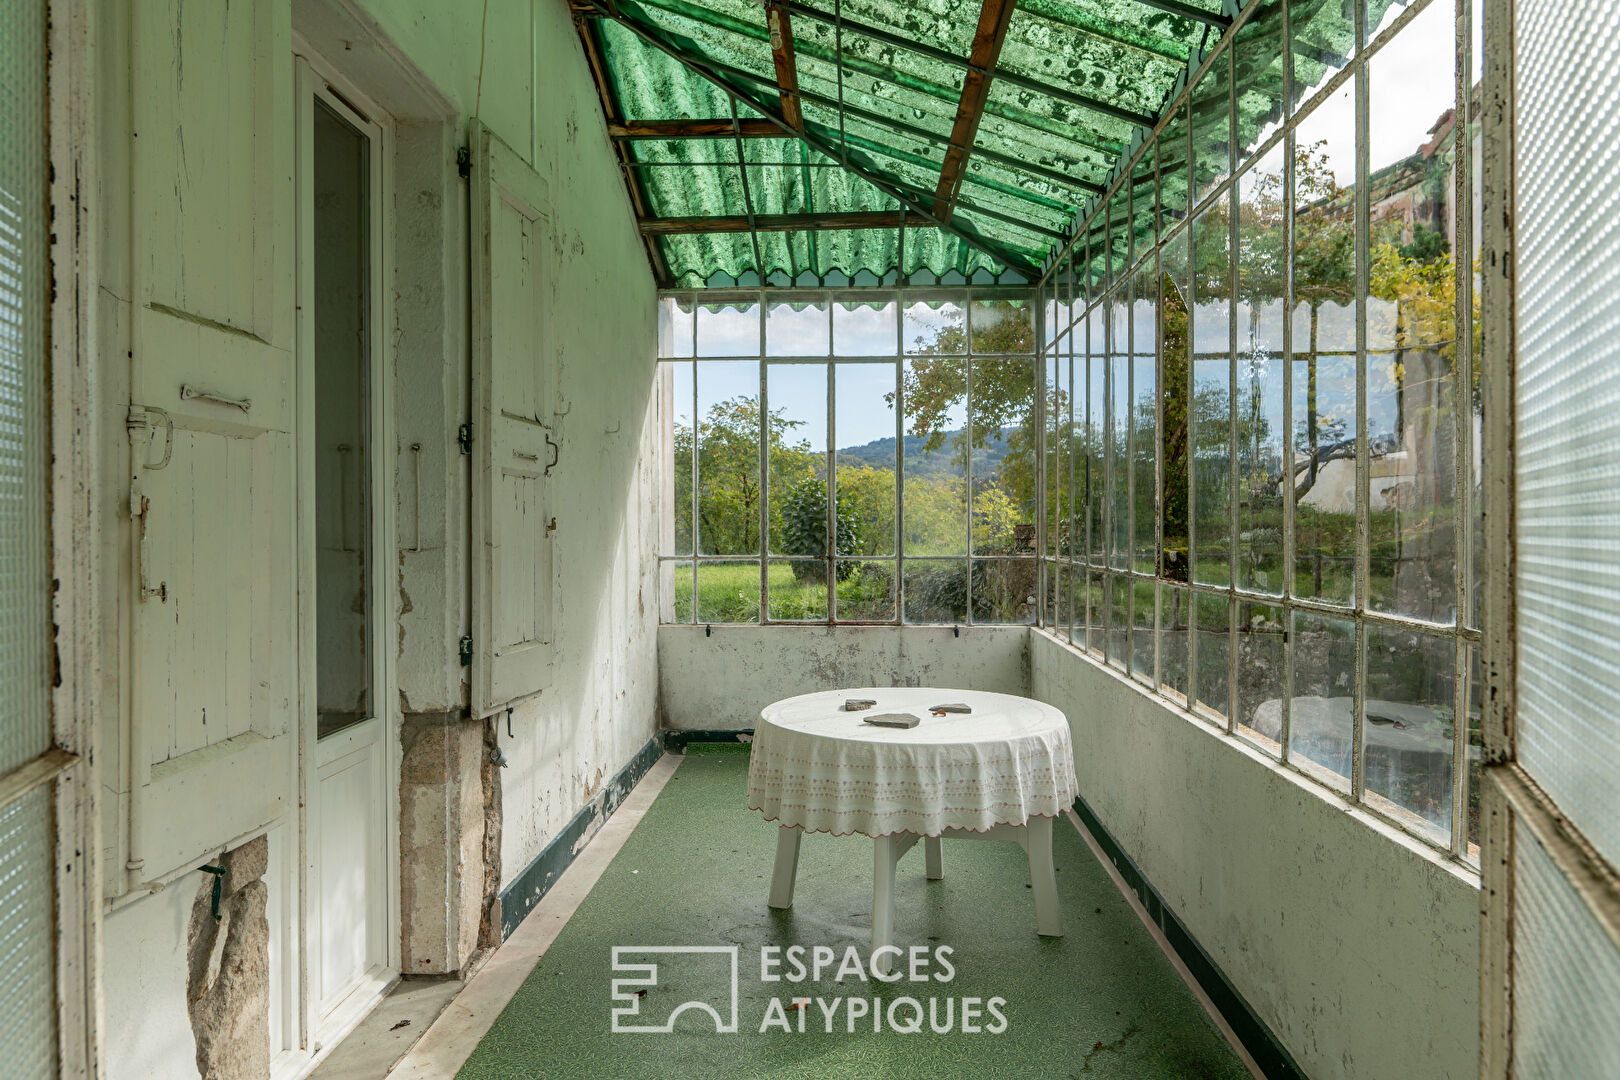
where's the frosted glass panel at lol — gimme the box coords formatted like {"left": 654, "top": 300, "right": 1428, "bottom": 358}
{"left": 0, "top": 787, "right": 55, "bottom": 1080}
{"left": 0, "top": 0, "right": 52, "bottom": 776}
{"left": 1511, "top": 818, "right": 1620, "bottom": 1080}
{"left": 1513, "top": 0, "right": 1620, "bottom": 869}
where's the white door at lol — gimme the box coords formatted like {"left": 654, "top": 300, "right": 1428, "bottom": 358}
{"left": 295, "top": 63, "right": 396, "bottom": 1041}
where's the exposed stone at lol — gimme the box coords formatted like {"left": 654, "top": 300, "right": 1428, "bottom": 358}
{"left": 479, "top": 714, "right": 504, "bottom": 949}
{"left": 186, "top": 836, "right": 271, "bottom": 1080}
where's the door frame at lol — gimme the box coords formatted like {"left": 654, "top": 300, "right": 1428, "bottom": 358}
{"left": 289, "top": 44, "right": 401, "bottom": 1068}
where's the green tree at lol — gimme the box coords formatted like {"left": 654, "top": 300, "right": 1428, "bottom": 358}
{"left": 778, "top": 475, "right": 864, "bottom": 581}
{"left": 672, "top": 395, "right": 817, "bottom": 555}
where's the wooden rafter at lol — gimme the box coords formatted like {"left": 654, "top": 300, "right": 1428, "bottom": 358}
{"left": 639, "top": 211, "right": 905, "bottom": 234}
{"left": 935, "top": 0, "right": 1018, "bottom": 223}
{"left": 609, "top": 118, "right": 781, "bottom": 139}
{"left": 572, "top": 15, "right": 671, "bottom": 285}
{"left": 765, "top": 1, "right": 804, "bottom": 131}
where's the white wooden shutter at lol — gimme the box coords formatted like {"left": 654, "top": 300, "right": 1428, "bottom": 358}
{"left": 469, "top": 120, "right": 557, "bottom": 717}
{"left": 122, "top": 0, "right": 297, "bottom": 887}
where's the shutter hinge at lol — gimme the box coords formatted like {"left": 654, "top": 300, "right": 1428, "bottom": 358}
{"left": 459, "top": 636, "right": 473, "bottom": 666}
{"left": 457, "top": 422, "right": 472, "bottom": 455}
{"left": 457, "top": 146, "right": 472, "bottom": 179}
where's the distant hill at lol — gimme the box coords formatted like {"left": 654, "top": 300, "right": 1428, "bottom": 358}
{"left": 836, "top": 426, "right": 1015, "bottom": 479}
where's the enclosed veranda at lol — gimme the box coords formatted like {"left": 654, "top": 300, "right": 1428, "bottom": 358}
{"left": 3, "top": 0, "right": 1619, "bottom": 1078}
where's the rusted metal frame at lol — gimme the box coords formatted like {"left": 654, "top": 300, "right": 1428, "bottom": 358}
{"left": 574, "top": 15, "right": 671, "bottom": 285}
{"left": 935, "top": 0, "right": 1020, "bottom": 222}
{"left": 770, "top": 0, "right": 1160, "bottom": 127}
{"left": 1449, "top": 0, "right": 1473, "bottom": 861}
{"left": 1350, "top": 0, "right": 1369, "bottom": 806}
{"left": 581, "top": 0, "right": 1040, "bottom": 276}
{"left": 766, "top": 1, "right": 805, "bottom": 130}
{"left": 640, "top": 211, "right": 906, "bottom": 234}
{"left": 1279, "top": 0, "right": 1294, "bottom": 766}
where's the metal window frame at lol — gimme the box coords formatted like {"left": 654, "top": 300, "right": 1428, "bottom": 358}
{"left": 658, "top": 285, "right": 1039, "bottom": 628}
{"left": 1032, "top": 0, "right": 1485, "bottom": 866}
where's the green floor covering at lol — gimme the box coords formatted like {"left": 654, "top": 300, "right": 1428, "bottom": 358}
{"left": 459, "top": 745, "right": 1250, "bottom": 1080}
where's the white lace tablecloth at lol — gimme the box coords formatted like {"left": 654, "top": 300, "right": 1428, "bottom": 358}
{"left": 746, "top": 687, "right": 1077, "bottom": 838}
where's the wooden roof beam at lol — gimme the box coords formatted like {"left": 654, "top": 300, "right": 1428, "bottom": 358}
{"left": 934, "top": 0, "right": 1019, "bottom": 223}
{"left": 610, "top": 118, "right": 783, "bottom": 139}
{"left": 765, "top": 1, "right": 804, "bottom": 131}
{"left": 640, "top": 211, "right": 906, "bottom": 235}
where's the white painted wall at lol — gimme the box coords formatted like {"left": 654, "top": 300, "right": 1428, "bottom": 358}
{"left": 658, "top": 625, "right": 1031, "bottom": 729}
{"left": 1029, "top": 629, "right": 1479, "bottom": 1080}
{"left": 96, "top": 1, "right": 660, "bottom": 1077}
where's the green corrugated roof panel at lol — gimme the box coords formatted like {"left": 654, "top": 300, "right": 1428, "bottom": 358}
{"left": 583, "top": 0, "right": 1281, "bottom": 289}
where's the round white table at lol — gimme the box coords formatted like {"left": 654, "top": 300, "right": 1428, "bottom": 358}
{"left": 747, "top": 687, "right": 1077, "bottom": 968}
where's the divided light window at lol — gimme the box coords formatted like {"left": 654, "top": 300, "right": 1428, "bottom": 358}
{"left": 657, "top": 291, "right": 1038, "bottom": 626}
{"left": 1037, "top": 0, "right": 1484, "bottom": 864}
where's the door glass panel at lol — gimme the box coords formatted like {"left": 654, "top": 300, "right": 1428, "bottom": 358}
{"left": 314, "top": 102, "right": 373, "bottom": 740}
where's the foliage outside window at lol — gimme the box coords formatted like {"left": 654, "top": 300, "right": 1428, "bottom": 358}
{"left": 1038, "top": 0, "right": 1485, "bottom": 865}
{"left": 658, "top": 291, "right": 1038, "bottom": 627}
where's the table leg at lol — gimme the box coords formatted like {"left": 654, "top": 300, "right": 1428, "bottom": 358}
{"left": 1026, "top": 815, "right": 1063, "bottom": 937}
{"left": 768, "top": 825, "right": 802, "bottom": 910}
{"left": 872, "top": 835, "right": 897, "bottom": 975}
{"left": 925, "top": 836, "right": 943, "bottom": 880}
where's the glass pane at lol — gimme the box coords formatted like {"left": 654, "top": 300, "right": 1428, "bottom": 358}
{"left": 1290, "top": 610, "right": 1357, "bottom": 790}
{"left": 1161, "top": 238, "right": 1191, "bottom": 582}
{"left": 1291, "top": 88, "right": 1359, "bottom": 605}
{"left": 971, "top": 559, "right": 1036, "bottom": 624}
{"left": 1109, "top": 292, "right": 1131, "bottom": 570}
{"left": 1191, "top": 200, "right": 1233, "bottom": 587}
{"left": 1107, "top": 183, "right": 1131, "bottom": 282}
{"left": 1190, "top": 48, "right": 1232, "bottom": 204}
{"left": 1364, "top": 626, "right": 1455, "bottom": 845}
{"left": 768, "top": 559, "right": 829, "bottom": 621}
{"left": 696, "top": 360, "right": 761, "bottom": 555}
{"left": 1235, "top": 600, "right": 1286, "bottom": 756}
{"left": 836, "top": 560, "right": 896, "bottom": 621}
{"left": 834, "top": 362, "right": 898, "bottom": 557}
{"left": 902, "top": 357, "right": 967, "bottom": 555}
{"left": 1234, "top": 0, "right": 1287, "bottom": 168}
{"left": 1132, "top": 577, "right": 1156, "bottom": 685}
{"left": 970, "top": 357, "right": 1036, "bottom": 555}
{"left": 1086, "top": 569, "right": 1106, "bottom": 656}
{"left": 0, "top": 0, "right": 52, "bottom": 776}
{"left": 1132, "top": 267, "right": 1158, "bottom": 572}
{"left": 903, "top": 560, "right": 967, "bottom": 624}
{"left": 765, "top": 298, "right": 829, "bottom": 357}
{"left": 1366, "top": 0, "right": 1460, "bottom": 624}
{"left": 1108, "top": 573, "right": 1129, "bottom": 669}
{"left": 1194, "top": 591, "right": 1231, "bottom": 721}
{"left": 1067, "top": 565, "right": 1084, "bottom": 647}
{"left": 697, "top": 301, "right": 761, "bottom": 356}
{"left": 969, "top": 299, "right": 1034, "bottom": 353}
{"left": 662, "top": 561, "right": 693, "bottom": 623}
{"left": 1160, "top": 583, "right": 1191, "bottom": 703}
{"left": 1044, "top": 347, "right": 1067, "bottom": 559}
{"left": 1131, "top": 144, "right": 1158, "bottom": 254}
{"left": 0, "top": 788, "right": 56, "bottom": 1080}
{"left": 314, "top": 101, "right": 373, "bottom": 740}
{"left": 1157, "top": 100, "right": 1190, "bottom": 232}
{"left": 1291, "top": 0, "right": 1357, "bottom": 113}
{"left": 695, "top": 561, "right": 760, "bottom": 623}
{"left": 1086, "top": 308, "right": 1107, "bottom": 564}
{"left": 658, "top": 295, "right": 695, "bottom": 357}
{"left": 1466, "top": 643, "right": 1482, "bottom": 862}
{"left": 667, "top": 361, "right": 694, "bottom": 556}
{"left": 1236, "top": 151, "right": 1288, "bottom": 594}
{"left": 904, "top": 299, "right": 965, "bottom": 355}
{"left": 834, "top": 299, "right": 897, "bottom": 355}
{"left": 766, "top": 364, "right": 827, "bottom": 558}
